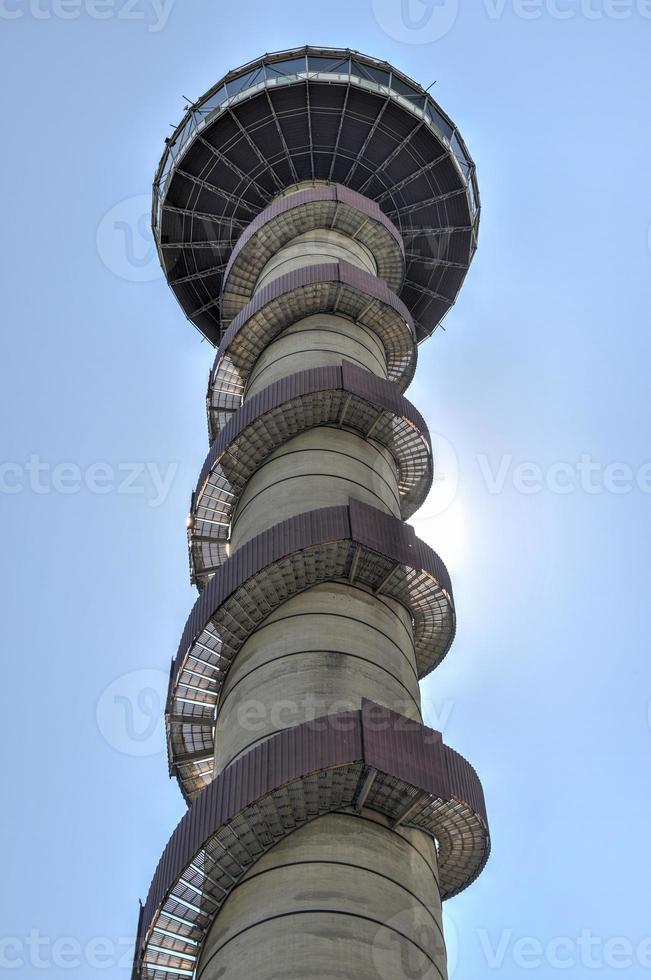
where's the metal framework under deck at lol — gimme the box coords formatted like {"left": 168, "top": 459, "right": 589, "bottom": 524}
{"left": 153, "top": 47, "right": 479, "bottom": 346}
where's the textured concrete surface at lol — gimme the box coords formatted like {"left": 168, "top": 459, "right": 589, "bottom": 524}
{"left": 245, "top": 313, "right": 388, "bottom": 397}
{"left": 213, "top": 582, "right": 419, "bottom": 773}
{"left": 229, "top": 427, "right": 400, "bottom": 551}
{"left": 255, "top": 228, "right": 378, "bottom": 293}
{"left": 198, "top": 811, "right": 447, "bottom": 980}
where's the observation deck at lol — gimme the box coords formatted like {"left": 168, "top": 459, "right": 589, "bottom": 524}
{"left": 152, "top": 46, "right": 479, "bottom": 346}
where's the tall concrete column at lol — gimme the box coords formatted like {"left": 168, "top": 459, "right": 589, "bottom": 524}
{"left": 216, "top": 186, "right": 418, "bottom": 757}
{"left": 197, "top": 183, "right": 448, "bottom": 980}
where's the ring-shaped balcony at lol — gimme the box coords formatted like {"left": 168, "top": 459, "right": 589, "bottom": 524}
{"left": 189, "top": 362, "right": 432, "bottom": 588}
{"left": 207, "top": 261, "right": 417, "bottom": 441}
{"left": 134, "top": 702, "right": 489, "bottom": 980}
{"left": 220, "top": 183, "right": 406, "bottom": 323}
{"left": 168, "top": 500, "right": 454, "bottom": 803}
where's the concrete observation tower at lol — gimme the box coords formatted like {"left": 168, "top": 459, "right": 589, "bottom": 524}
{"left": 132, "top": 47, "right": 490, "bottom": 980}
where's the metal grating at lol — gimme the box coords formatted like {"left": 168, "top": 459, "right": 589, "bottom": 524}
{"left": 190, "top": 362, "right": 432, "bottom": 586}
{"left": 206, "top": 261, "right": 418, "bottom": 442}
{"left": 168, "top": 501, "right": 455, "bottom": 802}
{"left": 221, "top": 184, "right": 406, "bottom": 321}
{"left": 133, "top": 702, "right": 489, "bottom": 980}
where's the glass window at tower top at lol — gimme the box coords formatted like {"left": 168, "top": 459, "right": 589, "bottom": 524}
{"left": 153, "top": 53, "right": 477, "bottom": 226}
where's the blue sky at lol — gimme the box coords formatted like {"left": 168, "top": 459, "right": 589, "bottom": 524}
{"left": 1, "top": 1, "right": 650, "bottom": 977}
